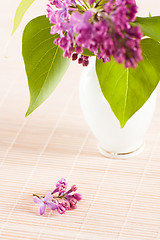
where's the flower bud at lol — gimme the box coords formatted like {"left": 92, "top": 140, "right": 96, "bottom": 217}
{"left": 71, "top": 185, "right": 77, "bottom": 192}
{"left": 57, "top": 204, "right": 66, "bottom": 214}
{"left": 72, "top": 53, "right": 78, "bottom": 61}
{"left": 69, "top": 197, "right": 77, "bottom": 209}
{"left": 78, "top": 57, "right": 83, "bottom": 64}
{"left": 62, "top": 200, "right": 70, "bottom": 210}
{"left": 73, "top": 193, "right": 82, "bottom": 201}
{"left": 82, "top": 60, "right": 89, "bottom": 67}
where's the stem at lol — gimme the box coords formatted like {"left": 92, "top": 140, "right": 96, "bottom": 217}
{"left": 52, "top": 196, "right": 67, "bottom": 200}
{"left": 33, "top": 192, "right": 67, "bottom": 200}
{"left": 95, "top": 0, "right": 102, "bottom": 8}
{"left": 83, "top": 0, "right": 90, "bottom": 9}
{"left": 77, "top": 0, "right": 88, "bottom": 10}
{"left": 76, "top": 4, "right": 86, "bottom": 12}
{"left": 33, "top": 194, "right": 44, "bottom": 198}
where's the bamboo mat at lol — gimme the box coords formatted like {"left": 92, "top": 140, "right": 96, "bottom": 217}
{"left": 0, "top": 0, "right": 160, "bottom": 239}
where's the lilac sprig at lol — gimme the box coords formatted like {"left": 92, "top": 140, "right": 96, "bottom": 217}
{"left": 47, "top": 0, "right": 143, "bottom": 68}
{"left": 33, "top": 178, "right": 82, "bottom": 215}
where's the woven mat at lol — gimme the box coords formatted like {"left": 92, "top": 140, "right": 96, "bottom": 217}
{"left": 0, "top": 1, "right": 160, "bottom": 239}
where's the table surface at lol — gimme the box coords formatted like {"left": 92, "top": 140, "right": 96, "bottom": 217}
{"left": 0, "top": 0, "right": 160, "bottom": 239}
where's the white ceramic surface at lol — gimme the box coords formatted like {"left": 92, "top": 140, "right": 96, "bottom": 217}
{"left": 79, "top": 59, "right": 157, "bottom": 158}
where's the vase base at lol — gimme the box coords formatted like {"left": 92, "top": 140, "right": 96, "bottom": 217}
{"left": 98, "top": 144, "right": 144, "bottom": 159}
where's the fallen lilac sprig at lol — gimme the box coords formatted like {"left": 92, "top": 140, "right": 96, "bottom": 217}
{"left": 33, "top": 178, "right": 82, "bottom": 215}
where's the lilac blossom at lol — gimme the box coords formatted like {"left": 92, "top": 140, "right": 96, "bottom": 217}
{"left": 33, "top": 178, "right": 82, "bottom": 216}
{"left": 72, "top": 53, "right": 78, "bottom": 61}
{"left": 47, "top": 0, "right": 143, "bottom": 68}
{"left": 62, "top": 199, "right": 71, "bottom": 210}
{"left": 68, "top": 197, "right": 77, "bottom": 209}
{"left": 52, "top": 177, "right": 67, "bottom": 194}
{"left": 33, "top": 192, "right": 57, "bottom": 215}
{"left": 66, "top": 184, "right": 77, "bottom": 194}
{"left": 77, "top": 55, "right": 89, "bottom": 66}
{"left": 57, "top": 203, "right": 66, "bottom": 214}
{"left": 73, "top": 193, "right": 83, "bottom": 201}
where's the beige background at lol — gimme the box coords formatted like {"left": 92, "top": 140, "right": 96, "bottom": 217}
{"left": 0, "top": 0, "right": 160, "bottom": 239}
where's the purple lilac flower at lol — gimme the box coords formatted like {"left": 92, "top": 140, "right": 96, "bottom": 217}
{"left": 77, "top": 55, "right": 89, "bottom": 66}
{"left": 57, "top": 204, "right": 66, "bottom": 214}
{"left": 56, "top": 178, "right": 67, "bottom": 187}
{"left": 88, "top": 0, "right": 95, "bottom": 5}
{"left": 73, "top": 193, "right": 83, "bottom": 201}
{"left": 47, "top": 0, "right": 143, "bottom": 68}
{"left": 90, "top": 0, "right": 142, "bottom": 68}
{"left": 47, "top": 0, "right": 75, "bottom": 24}
{"left": 66, "top": 184, "right": 77, "bottom": 194}
{"left": 69, "top": 197, "right": 77, "bottom": 209}
{"left": 70, "top": 11, "right": 93, "bottom": 49}
{"left": 47, "top": 0, "right": 76, "bottom": 59}
{"left": 104, "top": 0, "right": 115, "bottom": 14}
{"left": 33, "top": 179, "right": 82, "bottom": 216}
{"left": 52, "top": 177, "right": 67, "bottom": 194}
{"left": 33, "top": 192, "right": 57, "bottom": 215}
{"left": 62, "top": 199, "right": 70, "bottom": 210}
{"left": 72, "top": 53, "right": 78, "bottom": 61}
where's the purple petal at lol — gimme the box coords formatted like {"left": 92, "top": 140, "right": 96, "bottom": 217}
{"left": 73, "top": 193, "right": 83, "bottom": 201}
{"left": 57, "top": 204, "right": 66, "bottom": 214}
{"left": 33, "top": 196, "right": 43, "bottom": 204}
{"left": 56, "top": 178, "right": 67, "bottom": 188}
{"left": 68, "top": 7, "right": 76, "bottom": 11}
{"left": 60, "top": 22, "right": 72, "bottom": 31}
{"left": 44, "top": 192, "right": 53, "bottom": 201}
{"left": 47, "top": 202, "right": 57, "bottom": 210}
{"left": 88, "top": 0, "right": 95, "bottom": 4}
{"left": 83, "top": 11, "right": 93, "bottom": 21}
{"left": 70, "top": 12, "right": 83, "bottom": 24}
{"left": 52, "top": 0, "right": 64, "bottom": 8}
{"left": 39, "top": 204, "right": 46, "bottom": 215}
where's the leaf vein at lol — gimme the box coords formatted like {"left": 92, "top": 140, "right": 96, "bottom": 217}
{"left": 31, "top": 47, "right": 59, "bottom": 109}
{"left": 28, "top": 45, "right": 57, "bottom": 77}
{"left": 28, "top": 36, "right": 55, "bottom": 60}
{"left": 122, "top": 69, "right": 129, "bottom": 125}
{"left": 28, "top": 26, "right": 51, "bottom": 42}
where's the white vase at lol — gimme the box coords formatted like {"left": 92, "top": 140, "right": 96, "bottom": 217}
{"left": 79, "top": 58, "right": 157, "bottom": 159}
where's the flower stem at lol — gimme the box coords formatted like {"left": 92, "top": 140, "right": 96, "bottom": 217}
{"left": 77, "top": 0, "right": 88, "bottom": 10}
{"left": 82, "top": 0, "right": 90, "bottom": 9}
{"left": 33, "top": 193, "right": 67, "bottom": 199}
{"left": 95, "top": 0, "right": 102, "bottom": 8}
{"left": 33, "top": 194, "right": 44, "bottom": 198}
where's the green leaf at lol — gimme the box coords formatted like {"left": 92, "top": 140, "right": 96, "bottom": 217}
{"left": 96, "top": 38, "right": 160, "bottom": 128}
{"left": 82, "top": 49, "right": 95, "bottom": 56}
{"left": 22, "top": 15, "right": 70, "bottom": 116}
{"left": 132, "top": 16, "right": 160, "bottom": 42}
{"left": 12, "top": 0, "right": 36, "bottom": 35}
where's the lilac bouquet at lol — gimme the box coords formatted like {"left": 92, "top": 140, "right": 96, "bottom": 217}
{"left": 12, "top": 0, "right": 160, "bottom": 127}
{"left": 47, "top": 0, "right": 142, "bottom": 68}
{"left": 33, "top": 178, "right": 82, "bottom": 215}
